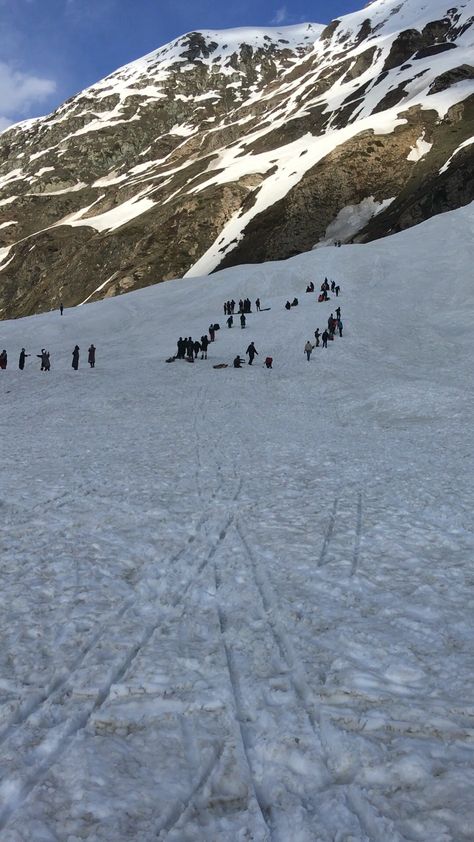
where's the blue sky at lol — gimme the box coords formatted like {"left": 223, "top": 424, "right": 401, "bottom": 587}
{"left": 0, "top": 0, "right": 362, "bottom": 129}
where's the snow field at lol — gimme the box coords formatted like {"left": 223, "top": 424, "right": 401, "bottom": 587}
{"left": 0, "top": 203, "right": 473, "bottom": 839}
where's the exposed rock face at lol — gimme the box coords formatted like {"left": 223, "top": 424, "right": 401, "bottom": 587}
{"left": 0, "top": 1, "right": 473, "bottom": 318}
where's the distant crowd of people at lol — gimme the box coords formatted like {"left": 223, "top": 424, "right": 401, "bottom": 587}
{"left": 171, "top": 296, "right": 273, "bottom": 369}
{"left": 0, "top": 344, "right": 96, "bottom": 371}
{"left": 306, "top": 278, "right": 340, "bottom": 299}
{"left": 223, "top": 298, "right": 262, "bottom": 316}
{"left": 2, "top": 279, "right": 345, "bottom": 378}
{"left": 170, "top": 278, "right": 343, "bottom": 372}
{"left": 305, "top": 306, "right": 343, "bottom": 360}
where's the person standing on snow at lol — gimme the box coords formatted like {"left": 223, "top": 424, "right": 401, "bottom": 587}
{"left": 227, "top": 314, "right": 233, "bottom": 328}
{"left": 72, "top": 345, "right": 80, "bottom": 370}
{"left": 60, "top": 302, "right": 64, "bottom": 316}
{"left": 256, "top": 298, "right": 261, "bottom": 311}
{"left": 322, "top": 331, "right": 329, "bottom": 349}
{"left": 209, "top": 325, "right": 216, "bottom": 342}
{"left": 19, "top": 348, "right": 30, "bottom": 370}
{"left": 335, "top": 306, "right": 341, "bottom": 319}
{"left": 193, "top": 339, "right": 201, "bottom": 359}
{"left": 246, "top": 342, "right": 258, "bottom": 365}
{"left": 88, "top": 344, "right": 96, "bottom": 368}
{"left": 37, "top": 350, "right": 51, "bottom": 371}
{"left": 314, "top": 329, "right": 320, "bottom": 347}
{"left": 338, "top": 320, "right": 343, "bottom": 337}
{"left": 335, "top": 285, "right": 340, "bottom": 297}
{"left": 200, "top": 335, "right": 209, "bottom": 359}
{"left": 305, "top": 341, "right": 313, "bottom": 361}
{"left": 240, "top": 313, "right": 246, "bottom": 329}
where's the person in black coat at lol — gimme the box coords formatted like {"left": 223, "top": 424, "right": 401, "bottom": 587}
{"left": 246, "top": 342, "right": 258, "bottom": 365}
{"left": 36, "top": 350, "right": 51, "bottom": 371}
{"left": 227, "top": 315, "right": 233, "bottom": 328}
{"left": 186, "top": 338, "right": 194, "bottom": 358}
{"left": 233, "top": 355, "right": 244, "bottom": 368}
{"left": 209, "top": 325, "right": 216, "bottom": 342}
{"left": 240, "top": 313, "right": 246, "bottom": 328}
{"left": 256, "top": 298, "right": 261, "bottom": 311}
{"left": 19, "top": 348, "right": 30, "bottom": 370}
{"left": 72, "top": 345, "right": 80, "bottom": 370}
{"left": 285, "top": 301, "right": 291, "bottom": 310}
{"left": 193, "top": 340, "right": 201, "bottom": 359}
{"left": 88, "top": 344, "right": 96, "bottom": 368}
{"left": 322, "top": 331, "right": 329, "bottom": 348}
{"left": 200, "top": 336, "right": 209, "bottom": 359}
{"left": 314, "top": 329, "right": 320, "bottom": 347}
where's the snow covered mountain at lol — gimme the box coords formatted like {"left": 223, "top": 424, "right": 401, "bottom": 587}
{"left": 1, "top": 201, "right": 474, "bottom": 839}
{"left": 0, "top": 0, "right": 473, "bottom": 318}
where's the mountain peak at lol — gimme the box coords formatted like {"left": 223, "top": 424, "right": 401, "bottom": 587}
{"left": 0, "top": 1, "right": 473, "bottom": 317}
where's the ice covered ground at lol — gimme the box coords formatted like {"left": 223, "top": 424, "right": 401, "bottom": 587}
{"left": 0, "top": 203, "right": 474, "bottom": 841}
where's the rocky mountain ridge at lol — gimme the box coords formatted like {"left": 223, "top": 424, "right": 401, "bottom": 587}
{"left": 0, "top": 0, "right": 473, "bottom": 318}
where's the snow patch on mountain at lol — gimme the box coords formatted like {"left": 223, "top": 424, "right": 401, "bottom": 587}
{"left": 316, "top": 197, "right": 395, "bottom": 246}
{"left": 440, "top": 135, "right": 474, "bottom": 172}
{"left": 407, "top": 134, "right": 432, "bottom": 161}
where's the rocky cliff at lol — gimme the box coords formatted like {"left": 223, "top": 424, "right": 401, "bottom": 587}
{"left": 0, "top": 0, "right": 473, "bottom": 317}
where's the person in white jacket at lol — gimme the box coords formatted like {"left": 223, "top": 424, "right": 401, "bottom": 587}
{"left": 304, "top": 340, "right": 314, "bottom": 361}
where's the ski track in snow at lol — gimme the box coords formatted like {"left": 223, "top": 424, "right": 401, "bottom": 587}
{"left": 0, "top": 489, "right": 238, "bottom": 832}
{"left": 0, "top": 203, "right": 474, "bottom": 839}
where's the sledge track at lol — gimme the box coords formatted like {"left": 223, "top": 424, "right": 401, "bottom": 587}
{"left": 0, "top": 485, "right": 239, "bottom": 833}
{"left": 0, "top": 485, "right": 225, "bottom": 749}
{"left": 155, "top": 744, "right": 225, "bottom": 840}
{"left": 351, "top": 491, "right": 363, "bottom": 576}
{"left": 234, "top": 519, "right": 388, "bottom": 841}
{"left": 318, "top": 495, "right": 339, "bottom": 567}
{"left": 213, "top": 561, "right": 273, "bottom": 841}
{"left": 0, "top": 610, "right": 170, "bottom": 832}
{"left": 235, "top": 521, "right": 319, "bottom": 731}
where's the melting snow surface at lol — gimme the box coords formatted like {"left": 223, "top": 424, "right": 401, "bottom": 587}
{"left": 0, "top": 202, "right": 473, "bottom": 839}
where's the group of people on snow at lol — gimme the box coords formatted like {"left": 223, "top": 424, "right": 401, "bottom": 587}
{"left": 227, "top": 312, "right": 250, "bottom": 328}
{"left": 0, "top": 344, "right": 96, "bottom": 371}
{"left": 176, "top": 335, "right": 210, "bottom": 361}
{"left": 173, "top": 275, "right": 344, "bottom": 370}
{"left": 305, "top": 306, "right": 343, "bottom": 359}
{"left": 223, "top": 298, "right": 261, "bottom": 316}
{"left": 315, "top": 278, "right": 340, "bottom": 302}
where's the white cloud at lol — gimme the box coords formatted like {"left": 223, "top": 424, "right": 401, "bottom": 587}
{"left": 271, "top": 5, "right": 288, "bottom": 24}
{"left": 0, "top": 61, "right": 56, "bottom": 130}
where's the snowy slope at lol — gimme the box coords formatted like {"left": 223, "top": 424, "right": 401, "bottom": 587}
{"left": 0, "top": 0, "right": 473, "bottom": 317}
{"left": 0, "top": 202, "right": 473, "bottom": 840}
